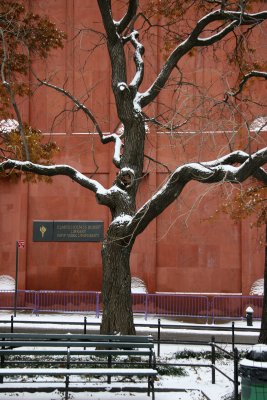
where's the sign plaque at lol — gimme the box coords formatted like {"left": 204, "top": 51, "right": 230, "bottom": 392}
{"left": 33, "top": 221, "right": 104, "bottom": 242}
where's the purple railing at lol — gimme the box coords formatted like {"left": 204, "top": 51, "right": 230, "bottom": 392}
{"left": 0, "top": 290, "right": 263, "bottom": 321}
{"left": 131, "top": 293, "right": 209, "bottom": 320}
{"left": 211, "top": 295, "right": 263, "bottom": 323}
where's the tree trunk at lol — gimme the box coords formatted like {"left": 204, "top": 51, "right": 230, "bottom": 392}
{"left": 258, "top": 224, "right": 267, "bottom": 344}
{"left": 100, "top": 232, "right": 136, "bottom": 335}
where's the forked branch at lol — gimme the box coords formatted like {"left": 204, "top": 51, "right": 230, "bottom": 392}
{"left": 129, "top": 149, "right": 267, "bottom": 237}
{"left": 139, "top": 9, "right": 267, "bottom": 107}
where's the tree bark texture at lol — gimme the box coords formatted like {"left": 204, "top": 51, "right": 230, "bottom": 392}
{"left": 100, "top": 230, "right": 135, "bottom": 335}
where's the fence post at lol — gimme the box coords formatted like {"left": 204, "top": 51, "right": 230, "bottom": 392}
{"left": 145, "top": 293, "right": 148, "bottom": 320}
{"left": 96, "top": 292, "right": 100, "bottom": 318}
{"left": 234, "top": 347, "right": 239, "bottom": 400}
{"left": 157, "top": 318, "right": 161, "bottom": 357}
{"left": 10, "top": 315, "right": 14, "bottom": 333}
{"left": 84, "top": 317, "right": 87, "bottom": 334}
{"left": 34, "top": 291, "right": 40, "bottom": 315}
{"left": 206, "top": 296, "right": 209, "bottom": 323}
{"left": 211, "top": 335, "right": 216, "bottom": 384}
{"left": 232, "top": 321, "right": 235, "bottom": 352}
{"left": 211, "top": 298, "right": 215, "bottom": 324}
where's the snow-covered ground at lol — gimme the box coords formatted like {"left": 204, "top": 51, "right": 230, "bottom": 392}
{"left": 0, "top": 311, "right": 261, "bottom": 400}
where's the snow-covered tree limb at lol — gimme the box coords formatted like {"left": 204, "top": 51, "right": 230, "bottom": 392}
{"left": 139, "top": 10, "right": 267, "bottom": 108}
{"left": 227, "top": 71, "right": 267, "bottom": 98}
{"left": 0, "top": 159, "right": 107, "bottom": 194}
{"left": 128, "top": 30, "right": 144, "bottom": 92}
{"left": 128, "top": 149, "right": 267, "bottom": 238}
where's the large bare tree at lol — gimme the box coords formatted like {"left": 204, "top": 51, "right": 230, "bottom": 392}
{"left": 1, "top": 0, "right": 267, "bottom": 335}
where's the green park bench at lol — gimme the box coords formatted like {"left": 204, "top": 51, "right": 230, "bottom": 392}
{"left": 0, "top": 332, "right": 157, "bottom": 400}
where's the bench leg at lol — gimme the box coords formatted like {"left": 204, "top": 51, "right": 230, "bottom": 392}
{"left": 0, "top": 355, "right": 4, "bottom": 384}
{"left": 65, "top": 376, "right": 69, "bottom": 400}
{"left": 148, "top": 377, "right": 155, "bottom": 400}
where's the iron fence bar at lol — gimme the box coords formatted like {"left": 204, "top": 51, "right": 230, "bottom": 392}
{"left": 213, "top": 365, "right": 235, "bottom": 384}
{"left": 233, "top": 347, "right": 239, "bottom": 400}
{"left": 211, "top": 336, "right": 216, "bottom": 384}
{"left": 212, "top": 343, "right": 234, "bottom": 358}
{"left": 10, "top": 315, "right": 14, "bottom": 333}
{"left": 157, "top": 318, "right": 161, "bottom": 357}
{"left": 232, "top": 321, "right": 235, "bottom": 352}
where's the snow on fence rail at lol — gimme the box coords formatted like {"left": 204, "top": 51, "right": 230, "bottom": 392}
{"left": 0, "top": 290, "right": 263, "bottom": 321}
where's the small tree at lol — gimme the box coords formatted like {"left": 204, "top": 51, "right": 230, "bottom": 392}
{"left": 0, "top": 0, "right": 64, "bottom": 175}
{"left": 221, "top": 181, "right": 267, "bottom": 343}
{"left": 1, "top": 0, "right": 267, "bottom": 334}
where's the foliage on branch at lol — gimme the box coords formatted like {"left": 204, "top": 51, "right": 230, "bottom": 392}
{"left": 0, "top": 0, "right": 66, "bottom": 118}
{"left": 0, "top": 0, "right": 65, "bottom": 179}
{"left": 146, "top": 0, "right": 266, "bottom": 77}
{"left": 221, "top": 181, "right": 267, "bottom": 226}
{"left": 0, "top": 121, "right": 59, "bottom": 182}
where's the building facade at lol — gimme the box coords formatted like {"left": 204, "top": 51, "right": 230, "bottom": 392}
{"left": 0, "top": 0, "right": 266, "bottom": 295}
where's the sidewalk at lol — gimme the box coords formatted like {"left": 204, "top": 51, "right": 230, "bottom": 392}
{"left": 0, "top": 310, "right": 260, "bottom": 345}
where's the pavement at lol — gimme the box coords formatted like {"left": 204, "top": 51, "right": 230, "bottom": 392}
{"left": 0, "top": 311, "right": 260, "bottom": 347}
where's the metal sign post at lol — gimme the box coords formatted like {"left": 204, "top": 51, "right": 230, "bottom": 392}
{"left": 14, "top": 240, "right": 25, "bottom": 317}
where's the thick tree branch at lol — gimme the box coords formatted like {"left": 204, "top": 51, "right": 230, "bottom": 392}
{"left": 0, "top": 159, "right": 106, "bottom": 194}
{"left": 139, "top": 9, "right": 267, "bottom": 108}
{"left": 116, "top": 0, "right": 138, "bottom": 34}
{"left": 97, "top": 0, "right": 131, "bottom": 123}
{"left": 129, "top": 149, "right": 267, "bottom": 238}
{"left": 97, "top": 0, "right": 117, "bottom": 44}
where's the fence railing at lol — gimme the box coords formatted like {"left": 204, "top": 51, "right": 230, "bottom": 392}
{"left": 211, "top": 295, "right": 263, "bottom": 323}
{"left": 0, "top": 290, "right": 263, "bottom": 322}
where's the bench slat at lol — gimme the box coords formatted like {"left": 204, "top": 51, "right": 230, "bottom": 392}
{"left": 0, "top": 368, "right": 157, "bottom": 377}
{"left": 0, "top": 349, "right": 152, "bottom": 356}
{"left": 0, "top": 341, "right": 153, "bottom": 348}
{"left": 0, "top": 334, "right": 152, "bottom": 343}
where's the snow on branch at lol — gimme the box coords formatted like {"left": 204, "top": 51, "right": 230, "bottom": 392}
{"left": 139, "top": 9, "right": 267, "bottom": 108}
{"left": 129, "top": 149, "right": 267, "bottom": 237}
{"left": 101, "top": 133, "right": 123, "bottom": 168}
{"left": 0, "top": 159, "right": 107, "bottom": 194}
{"left": 226, "top": 71, "right": 267, "bottom": 98}
{"left": 128, "top": 30, "right": 144, "bottom": 91}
